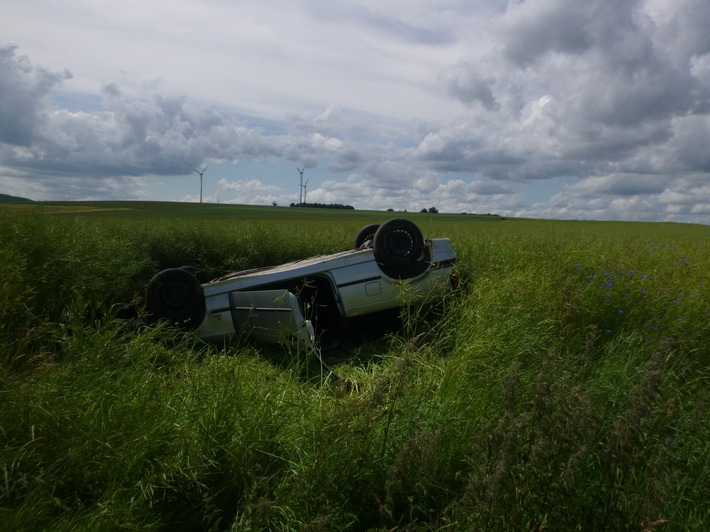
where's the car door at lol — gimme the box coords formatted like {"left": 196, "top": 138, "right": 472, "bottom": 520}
{"left": 229, "top": 290, "right": 314, "bottom": 347}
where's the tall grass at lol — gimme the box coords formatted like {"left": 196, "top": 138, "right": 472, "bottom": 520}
{"left": 1, "top": 208, "right": 708, "bottom": 530}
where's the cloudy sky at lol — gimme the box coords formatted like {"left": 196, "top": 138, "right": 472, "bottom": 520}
{"left": 2, "top": 0, "right": 709, "bottom": 223}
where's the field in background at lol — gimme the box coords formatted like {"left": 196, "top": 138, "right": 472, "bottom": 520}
{"left": 1, "top": 202, "right": 708, "bottom": 530}
{"left": 15, "top": 200, "right": 502, "bottom": 223}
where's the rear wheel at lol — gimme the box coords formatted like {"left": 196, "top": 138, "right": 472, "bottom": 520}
{"left": 179, "top": 265, "right": 208, "bottom": 283}
{"left": 145, "top": 268, "right": 206, "bottom": 330}
{"left": 373, "top": 219, "right": 424, "bottom": 268}
{"left": 354, "top": 223, "right": 380, "bottom": 249}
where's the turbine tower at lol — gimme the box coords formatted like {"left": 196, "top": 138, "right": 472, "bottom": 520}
{"left": 297, "top": 167, "right": 305, "bottom": 204}
{"left": 303, "top": 178, "right": 310, "bottom": 204}
{"left": 193, "top": 166, "right": 207, "bottom": 203}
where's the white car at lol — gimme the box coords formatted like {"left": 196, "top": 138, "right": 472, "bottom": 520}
{"left": 145, "top": 219, "right": 457, "bottom": 349}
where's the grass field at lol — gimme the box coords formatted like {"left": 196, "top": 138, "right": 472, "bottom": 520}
{"left": 1, "top": 202, "right": 708, "bottom": 530}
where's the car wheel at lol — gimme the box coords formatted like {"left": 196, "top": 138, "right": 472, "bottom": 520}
{"left": 373, "top": 219, "right": 424, "bottom": 268}
{"left": 145, "top": 268, "right": 206, "bottom": 330}
{"left": 180, "top": 265, "right": 208, "bottom": 283}
{"left": 354, "top": 223, "right": 380, "bottom": 249}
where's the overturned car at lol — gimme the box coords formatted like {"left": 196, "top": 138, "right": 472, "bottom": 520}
{"left": 145, "top": 218, "right": 457, "bottom": 349}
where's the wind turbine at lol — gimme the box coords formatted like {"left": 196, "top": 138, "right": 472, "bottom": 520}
{"left": 296, "top": 167, "right": 305, "bottom": 204}
{"left": 303, "top": 178, "right": 310, "bottom": 204}
{"left": 193, "top": 166, "right": 207, "bottom": 203}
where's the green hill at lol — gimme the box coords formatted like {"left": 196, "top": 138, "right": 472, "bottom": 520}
{"left": 0, "top": 193, "right": 33, "bottom": 203}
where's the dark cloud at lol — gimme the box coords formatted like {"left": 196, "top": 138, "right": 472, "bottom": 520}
{"left": 0, "top": 45, "right": 71, "bottom": 146}
{"left": 422, "top": 0, "right": 710, "bottom": 222}
{"left": 0, "top": 53, "right": 323, "bottom": 179}
{"left": 445, "top": 63, "right": 500, "bottom": 110}
{"left": 501, "top": 0, "right": 600, "bottom": 66}
{"left": 329, "top": 149, "right": 364, "bottom": 172}
{"left": 0, "top": 46, "right": 415, "bottom": 204}
{"left": 569, "top": 174, "right": 669, "bottom": 197}
{"left": 667, "top": 116, "right": 710, "bottom": 173}
{"left": 656, "top": 0, "right": 710, "bottom": 59}
{"left": 446, "top": 0, "right": 709, "bottom": 126}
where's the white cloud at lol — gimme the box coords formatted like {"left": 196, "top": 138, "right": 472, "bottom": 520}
{"left": 211, "top": 178, "right": 283, "bottom": 205}
{"left": 1, "top": 1, "right": 709, "bottom": 223}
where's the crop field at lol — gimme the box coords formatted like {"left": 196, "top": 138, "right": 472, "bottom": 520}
{"left": 1, "top": 202, "right": 708, "bottom": 530}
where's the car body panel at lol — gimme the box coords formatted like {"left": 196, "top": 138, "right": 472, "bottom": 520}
{"left": 229, "top": 290, "right": 314, "bottom": 347}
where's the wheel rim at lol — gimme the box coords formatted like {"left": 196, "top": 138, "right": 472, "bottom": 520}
{"left": 387, "top": 229, "right": 415, "bottom": 258}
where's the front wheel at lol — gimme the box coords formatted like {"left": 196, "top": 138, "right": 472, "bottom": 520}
{"left": 145, "top": 268, "right": 206, "bottom": 330}
{"left": 373, "top": 219, "right": 424, "bottom": 268}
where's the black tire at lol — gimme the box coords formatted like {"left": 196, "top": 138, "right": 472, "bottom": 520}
{"left": 354, "top": 224, "right": 380, "bottom": 249}
{"left": 373, "top": 219, "right": 424, "bottom": 267}
{"left": 180, "top": 265, "right": 208, "bottom": 283}
{"left": 145, "top": 268, "right": 206, "bottom": 330}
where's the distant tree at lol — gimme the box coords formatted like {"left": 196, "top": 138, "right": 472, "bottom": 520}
{"left": 387, "top": 208, "right": 394, "bottom": 212}
{"left": 428, "top": 207, "right": 438, "bottom": 214}
{"left": 290, "top": 202, "right": 354, "bottom": 210}
{"left": 420, "top": 208, "right": 427, "bottom": 213}
{"left": 272, "top": 201, "right": 278, "bottom": 206}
